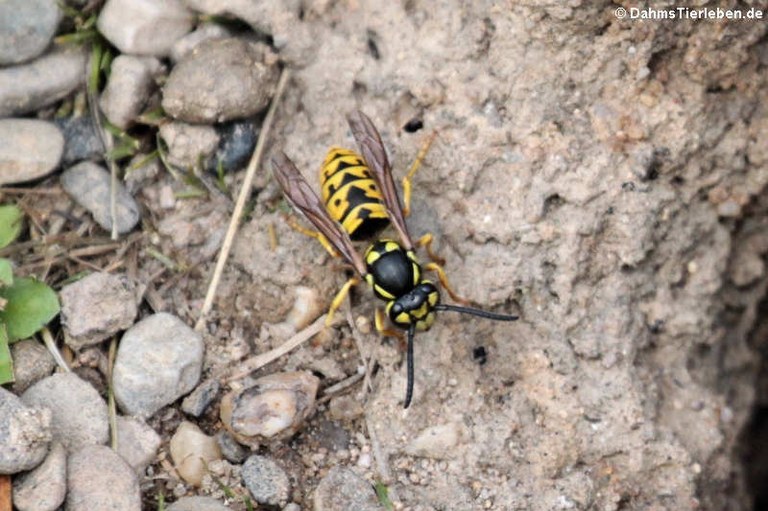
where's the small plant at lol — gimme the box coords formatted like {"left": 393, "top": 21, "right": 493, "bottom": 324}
{"left": 0, "top": 204, "right": 61, "bottom": 385}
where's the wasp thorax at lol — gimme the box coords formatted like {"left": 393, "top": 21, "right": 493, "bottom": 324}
{"left": 387, "top": 282, "right": 440, "bottom": 331}
{"left": 364, "top": 239, "right": 422, "bottom": 300}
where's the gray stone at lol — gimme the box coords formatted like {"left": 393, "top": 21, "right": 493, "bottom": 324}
{"left": 12, "top": 442, "right": 67, "bottom": 511}
{"left": 313, "top": 466, "right": 380, "bottom": 511}
{"left": 97, "top": 0, "right": 194, "bottom": 56}
{"left": 241, "top": 455, "right": 291, "bottom": 507}
{"left": 115, "top": 416, "right": 161, "bottom": 474}
{"left": 60, "top": 272, "right": 138, "bottom": 348}
{"left": 55, "top": 116, "right": 103, "bottom": 166}
{"left": 162, "top": 38, "right": 278, "bottom": 123}
{"left": 99, "top": 55, "right": 160, "bottom": 129}
{"left": 215, "top": 431, "right": 248, "bottom": 464}
{"left": 0, "top": 47, "right": 87, "bottom": 117}
{"left": 113, "top": 313, "right": 204, "bottom": 417}
{"left": 66, "top": 445, "right": 140, "bottom": 511}
{"left": 10, "top": 339, "right": 56, "bottom": 394}
{"left": 166, "top": 496, "right": 232, "bottom": 511}
{"left": 60, "top": 161, "right": 141, "bottom": 234}
{"left": 0, "top": 387, "right": 51, "bottom": 474}
{"left": 170, "top": 22, "right": 232, "bottom": 63}
{"left": 209, "top": 119, "right": 258, "bottom": 174}
{"left": 21, "top": 372, "right": 108, "bottom": 452}
{"left": 159, "top": 121, "right": 220, "bottom": 169}
{"left": 181, "top": 379, "right": 220, "bottom": 417}
{"left": 0, "top": 119, "right": 63, "bottom": 186}
{"left": 0, "top": 0, "right": 61, "bottom": 65}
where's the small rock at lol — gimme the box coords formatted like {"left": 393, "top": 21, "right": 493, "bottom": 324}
{"left": 55, "top": 116, "right": 103, "bottom": 166}
{"left": 0, "top": 119, "right": 63, "bottom": 185}
{"left": 181, "top": 379, "right": 221, "bottom": 417}
{"left": 169, "top": 421, "right": 222, "bottom": 487}
{"left": 166, "top": 496, "right": 232, "bottom": 511}
{"left": 170, "top": 22, "right": 232, "bottom": 63}
{"left": 12, "top": 442, "right": 67, "bottom": 511}
{"left": 220, "top": 371, "right": 320, "bottom": 448}
{"left": 284, "top": 286, "right": 323, "bottom": 331}
{"left": 99, "top": 55, "right": 160, "bottom": 129}
{"left": 60, "top": 272, "right": 138, "bottom": 348}
{"left": 159, "top": 121, "right": 220, "bottom": 169}
{"left": 124, "top": 153, "right": 162, "bottom": 194}
{"left": 115, "top": 416, "right": 161, "bottom": 474}
{"left": 328, "top": 395, "right": 364, "bottom": 422}
{"left": 404, "top": 422, "right": 464, "bottom": 459}
{"left": 60, "top": 161, "right": 141, "bottom": 234}
{"left": 10, "top": 339, "right": 56, "bottom": 394}
{"left": 0, "top": 0, "right": 62, "bottom": 65}
{"left": 97, "top": 0, "right": 195, "bottom": 56}
{"left": 67, "top": 444, "right": 140, "bottom": 511}
{"left": 162, "top": 38, "right": 279, "bottom": 123}
{"left": 0, "top": 387, "right": 51, "bottom": 474}
{"left": 283, "top": 504, "right": 301, "bottom": 511}
{"left": 21, "top": 372, "right": 109, "bottom": 452}
{"left": 113, "top": 312, "right": 204, "bottom": 417}
{"left": 241, "top": 455, "right": 291, "bottom": 507}
{"left": 0, "top": 47, "right": 87, "bottom": 117}
{"left": 215, "top": 431, "right": 248, "bottom": 464}
{"left": 208, "top": 119, "right": 259, "bottom": 173}
{"left": 313, "top": 466, "right": 380, "bottom": 511}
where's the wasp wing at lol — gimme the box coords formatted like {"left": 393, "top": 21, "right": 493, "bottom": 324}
{"left": 272, "top": 151, "right": 368, "bottom": 277}
{"left": 347, "top": 110, "right": 414, "bottom": 250}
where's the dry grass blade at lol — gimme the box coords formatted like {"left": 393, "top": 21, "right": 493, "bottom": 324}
{"left": 195, "top": 68, "right": 291, "bottom": 332}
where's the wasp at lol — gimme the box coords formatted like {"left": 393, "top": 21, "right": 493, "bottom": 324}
{"left": 272, "top": 111, "right": 517, "bottom": 408}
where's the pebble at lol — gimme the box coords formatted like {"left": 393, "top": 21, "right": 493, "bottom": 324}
{"left": 115, "top": 416, "right": 162, "bottom": 474}
{"left": 10, "top": 339, "right": 56, "bottom": 394}
{"left": 97, "top": 0, "right": 195, "bottom": 56}
{"left": 166, "top": 496, "right": 232, "bottom": 511}
{"left": 0, "top": 119, "right": 64, "bottom": 186}
{"left": 113, "top": 312, "right": 204, "bottom": 417}
{"left": 404, "top": 422, "right": 464, "bottom": 459}
{"left": 208, "top": 119, "right": 259, "bottom": 173}
{"left": 162, "top": 38, "right": 279, "bottom": 123}
{"left": 60, "top": 272, "right": 138, "bottom": 348}
{"left": 284, "top": 286, "right": 323, "bottom": 331}
{"left": 124, "top": 153, "right": 162, "bottom": 194}
{"left": 12, "top": 442, "right": 67, "bottom": 511}
{"left": 60, "top": 161, "right": 141, "bottom": 234}
{"left": 169, "top": 421, "right": 222, "bottom": 486}
{"left": 181, "top": 379, "right": 221, "bottom": 417}
{"left": 67, "top": 444, "right": 140, "bottom": 511}
{"left": 99, "top": 55, "right": 160, "bottom": 129}
{"left": 54, "top": 115, "right": 103, "bottom": 166}
{"left": 159, "top": 121, "right": 220, "bottom": 169}
{"left": 328, "top": 395, "right": 365, "bottom": 422}
{"left": 220, "top": 371, "right": 320, "bottom": 448}
{"left": 0, "top": 0, "right": 61, "bottom": 65}
{"left": 313, "top": 466, "right": 381, "bottom": 511}
{"left": 241, "top": 455, "right": 291, "bottom": 507}
{"left": 170, "top": 22, "right": 232, "bottom": 63}
{"left": 0, "top": 387, "right": 51, "bottom": 473}
{"left": 215, "top": 431, "right": 248, "bottom": 464}
{"left": 0, "top": 46, "right": 87, "bottom": 117}
{"left": 21, "top": 372, "right": 109, "bottom": 452}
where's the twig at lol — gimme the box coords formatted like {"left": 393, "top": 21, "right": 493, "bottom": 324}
{"left": 317, "top": 372, "right": 364, "bottom": 404}
{"left": 225, "top": 313, "right": 325, "bottom": 382}
{"left": 40, "top": 327, "right": 70, "bottom": 373}
{"left": 366, "top": 410, "right": 397, "bottom": 501}
{"left": 195, "top": 68, "right": 291, "bottom": 332}
{"left": 107, "top": 337, "right": 118, "bottom": 450}
{"left": 345, "top": 305, "right": 374, "bottom": 396}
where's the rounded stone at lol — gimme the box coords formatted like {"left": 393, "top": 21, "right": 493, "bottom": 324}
{"left": 0, "top": 387, "right": 51, "bottom": 474}
{"left": 12, "top": 442, "right": 67, "bottom": 511}
{"left": 313, "top": 466, "right": 380, "bottom": 511}
{"left": 66, "top": 445, "right": 140, "bottom": 511}
{"left": 0, "top": 0, "right": 61, "bottom": 65}
{"left": 241, "top": 455, "right": 291, "bottom": 506}
{"left": 97, "top": 0, "right": 194, "bottom": 56}
{"left": 0, "top": 119, "right": 63, "bottom": 185}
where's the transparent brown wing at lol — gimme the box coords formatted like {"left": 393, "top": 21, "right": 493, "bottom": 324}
{"left": 347, "top": 110, "right": 414, "bottom": 250}
{"left": 271, "top": 151, "right": 368, "bottom": 276}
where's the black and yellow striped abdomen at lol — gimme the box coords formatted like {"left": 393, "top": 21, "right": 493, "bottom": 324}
{"left": 320, "top": 147, "right": 390, "bottom": 240}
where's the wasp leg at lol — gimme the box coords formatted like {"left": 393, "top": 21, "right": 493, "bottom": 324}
{"left": 424, "top": 262, "right": 471, "bottom": 305}
{"left": 326, "top": 276, "right": 360, "bottom": 327}
{"left": 285, "top": 215, "right": 339, "bottom": 258}
{"left": 374, "top": 308, "right": 406, "bottom": 343}
{"left": 414, "top": 232, "right": 446, "bottom": 266}
{"left": 402, "top": 131, "right": 438, "bottom": 218}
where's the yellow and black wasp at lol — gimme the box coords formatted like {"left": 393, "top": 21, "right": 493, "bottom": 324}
{"left": 272, "top": 110, "right": 517, "bottom": 408}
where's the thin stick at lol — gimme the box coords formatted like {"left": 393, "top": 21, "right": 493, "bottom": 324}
{"left": 226, "top": 312, "right": 325, "bottom": 382}
{"left": 195, "top": 68, "right": 291, "bottom": 332}
{"left": 40, "top": 327, "right": 70, "bottom": 373}
{"left": 107, "top": 337, "right": 118, "bottom": 450}
{"left": 318, "top": 372, "right": 364, "bottom": 404}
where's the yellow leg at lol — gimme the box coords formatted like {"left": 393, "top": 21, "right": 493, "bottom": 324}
{"left": 286, "top": 215, "right": 339, "bottom": 258}
{"left": 414, "top": 232, "right": 445, "bottom": 266}
{"left": 326, "top": 277, "right": 360, "bottom": 327}
{"left": 402, "top": 131, "right": 438, "bottom": 218}
{"left": 424, "top": 262, "right": 470, "bottom": 305}
{"left": 374, "top": 308, "right": 405, "bottom": 343}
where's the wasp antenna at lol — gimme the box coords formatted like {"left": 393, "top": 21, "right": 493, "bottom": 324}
{"left": 434, "top": 304, "right": 518, "bottom": 322}
{"left": 403, "top": 323, "right": 416, "bottom": 409}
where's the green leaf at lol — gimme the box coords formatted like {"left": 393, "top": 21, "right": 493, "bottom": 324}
{"left": 0, "top": 325, "right": 13, "bottom": 385}
{"left": 0, "top": 277, "right": 60, "bottom": 342}
{"left": 0, "top": 258, "right": 13, "bottom": 287}
{"left": 375, "top": 481, "right": 394, "bottom": 511}
{"left": 0, "top": 204, "right": 23, "bottom": 249}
